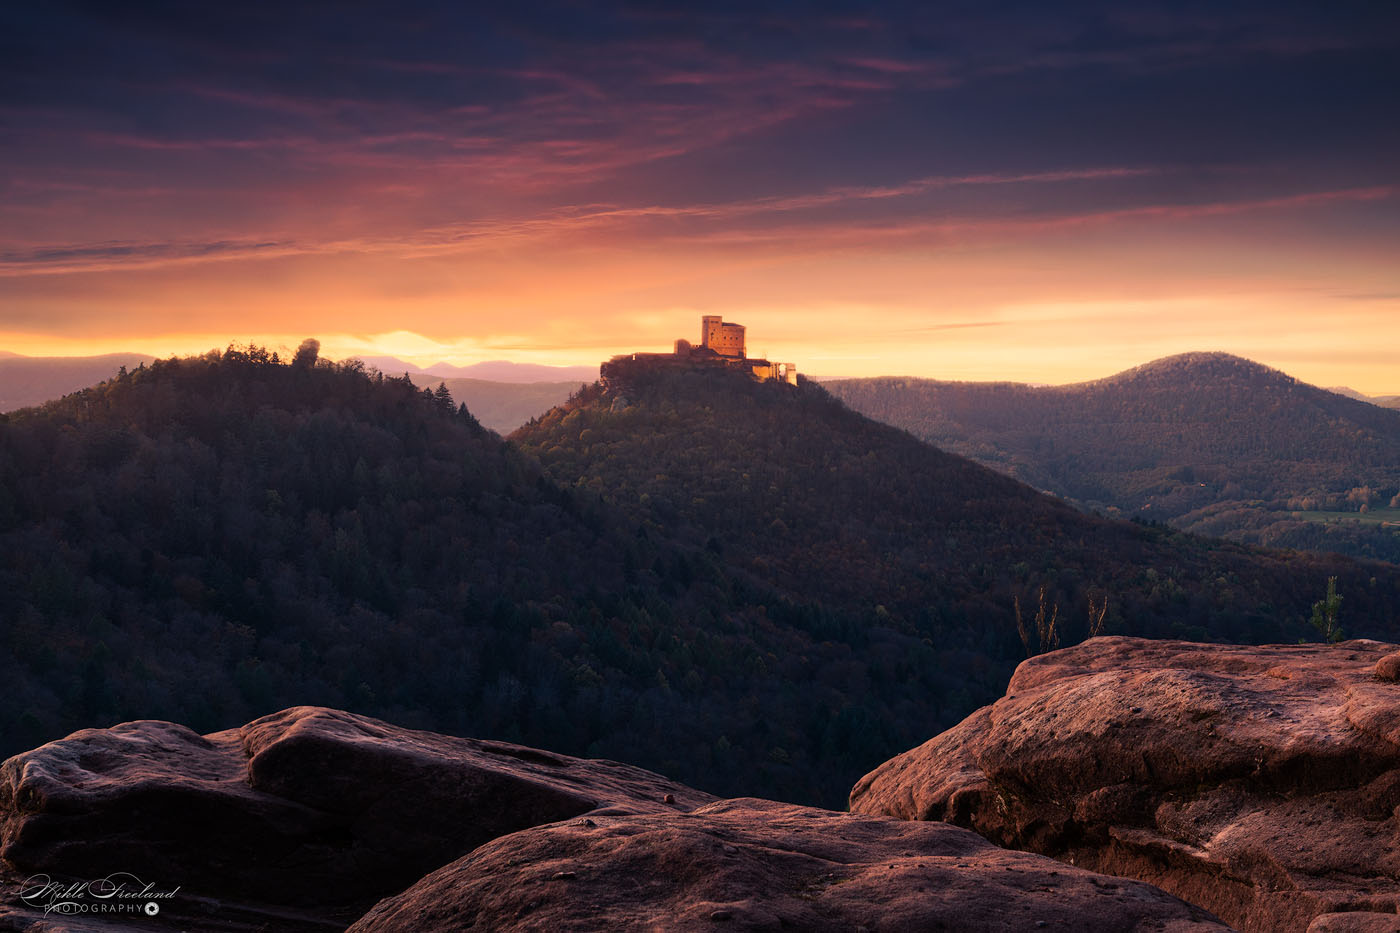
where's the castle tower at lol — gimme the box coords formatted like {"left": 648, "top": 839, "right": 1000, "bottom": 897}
{"left": 700, "top": 315, "right": 746, "bottom": 358}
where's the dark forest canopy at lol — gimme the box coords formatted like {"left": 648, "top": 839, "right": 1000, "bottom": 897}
{"left": 3, "top": 347, "right": 1399, "bottom": 808}
{"left": 823, "top": 353, "right": 1400, "bottom": 563}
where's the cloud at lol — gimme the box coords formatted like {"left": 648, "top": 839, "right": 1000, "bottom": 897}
{"left": 384, "top": 165, "right": 1165, "bottom": 245}
{"left": 6, "top": 171, "right": 1391, "bottom": 280}
{"left": 0, "top": 238, "right": 297, "bottom": 276}
{"left": 1336, "top": 292, "right": 1400, "bottom": 302}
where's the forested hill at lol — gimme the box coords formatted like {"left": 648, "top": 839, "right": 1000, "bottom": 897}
{"left": 823, "top": 353, "right": 1400, "bottom": 561}
{"left": 5, "top": 350, "right": 1399, "bottom": 810}
{"left": 513, "top": 362, "right": 1400, "bottom": 648}
{"left": 0, "top": 350, "right": 616, "bottom": 746}
{"left": 0, "top": 349, "right": 1033, "bottom": 807}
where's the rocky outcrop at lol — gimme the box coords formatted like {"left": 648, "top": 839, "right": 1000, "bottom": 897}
{"left": 0, "top": 707, "right": 711, "bottom": 926}
{"left": 850, "top": 636, "right": 1400, "bottom": 933}
{"left": 349, "top": 797, "right": 1230, "bottom": 932}
{"left": 0, "top": 706, "right": 1230, "bottom": 932}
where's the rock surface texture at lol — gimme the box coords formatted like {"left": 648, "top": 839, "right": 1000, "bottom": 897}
{"left": 0, "top": 707, "right": 711, "bottom": 927}
{"left": 850, "top": 636, "right": 1400, "bottom": 933}
{"left": 348, "top": 797, "right": 1230, "bottom": 932}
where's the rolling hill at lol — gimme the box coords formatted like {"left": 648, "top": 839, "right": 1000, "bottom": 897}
{"left": 822, "top": 353, "right": 1400, "bottom": 562}
{"left": 1327, "top": 386, "right": 1400, "bottom": 408}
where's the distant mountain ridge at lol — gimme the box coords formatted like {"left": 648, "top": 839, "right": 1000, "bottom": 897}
{"left": 351, "top": 358, "right": 601, "bottom": 431}
{"left": 349, "top": 360, "right": 586, "bottom": 432}
{"left": 1326, "top": 385, "right": 1400, "bottom": 407}
{"left": 351, "top": 355, "right": 598, "bottom": 383}
{"left": 0, "top": 352, "right": 156, "bottom": 411}
{"left": 400, "top": 376, "right": 578, "bottom": 433}
{"left": 0, "top": 351, "right": 592, "bottom": 427}
{"left": 822, "top": 352, "right": 1400, "bottom": 561}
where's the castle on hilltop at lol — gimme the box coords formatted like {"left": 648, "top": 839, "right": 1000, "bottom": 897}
{"left": 601, "top": 316, "right": 798, "bottom": 387}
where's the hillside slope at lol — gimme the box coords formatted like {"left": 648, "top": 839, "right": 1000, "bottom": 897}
{"left": 513, "top": 362, "right": 1400, "bottom": 650}
{"left": 823, "top": 353, "right": 1400, "bottom": 561}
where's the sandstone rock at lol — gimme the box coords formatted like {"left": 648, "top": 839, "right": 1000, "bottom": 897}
{"left": 1376, "top": 652, "right": 1400, "bottom": 682}
{"left": 850, "top": 636, "right": 1400, "bottom": 933}
{"left": 0, "top": 707, "right": 712, "bottom": 925}
{"left": 348, "top": 797, "right": 1230, "bottom": 932}
{"left": 1307, "top": 912, "right": 1400, "bottom": 933}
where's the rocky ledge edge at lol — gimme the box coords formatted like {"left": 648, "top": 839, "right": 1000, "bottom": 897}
{"left": 851, "top": 636, "right": 1400, "bottom": 933}
{"left": 1, "top": 703, "right": 1226, "bottom": 931}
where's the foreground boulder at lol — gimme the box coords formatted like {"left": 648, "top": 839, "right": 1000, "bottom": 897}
{"left": 349, "top": 797, "right": 1230, "bottom": 932}
{"left": 0, "top": 707, "right": 711, "bottom": 926}
{"left": 850, "top": 636, "right": 1400, "bottom": 933}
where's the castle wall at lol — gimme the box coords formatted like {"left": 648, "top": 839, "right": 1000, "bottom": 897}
{"left": 701, "top": 316, "right": 746, "bottom": 358}
{"left": 602, "top": 317, "right": 791, "bottom": 390}
{"left": 749, "top": 362, "right": 778, "bottom": 381}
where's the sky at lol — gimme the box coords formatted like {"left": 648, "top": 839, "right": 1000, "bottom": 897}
{"left": 3, "top": 1, "right": 1398, "bottom": 391}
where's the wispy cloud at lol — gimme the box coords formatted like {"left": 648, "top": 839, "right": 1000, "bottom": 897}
{"left": 0, "top": 164, "right": 1158, "bottom": 274}
{"left": 0, "top": 238, "right": 298, "bottom": 276}
{"left": 1017, "top": 184, "right": 1399, "bottom": 228}
{"left": 7, "top": 174, "right": 1390, "bottom": 278}
{"left": 380, "top": 176, "right": 1394, "bottom": 255}
{"left": 391, "top": 165, "right": 1164, "bottom": 242}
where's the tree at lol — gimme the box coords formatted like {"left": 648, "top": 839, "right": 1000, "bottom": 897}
{"left": 293, "top": 338, "right": 321, "bottom": 369}
{"left": 1015, "top": 586, "right": 1060, "bottom": 657}
{"left": 1310, "top": 576, "right": 1343, "bottom": 643}
{"left": 1087, "top": 591, "right": 1109, "bottom": 638}
{"left": 433, "top": 382, "right": 455, "bottom": 414}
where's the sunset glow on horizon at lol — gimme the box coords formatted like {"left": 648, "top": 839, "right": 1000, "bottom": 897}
{"left": 4, "top": 3, "right": 1398, "bottom": 392}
